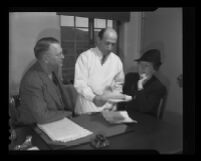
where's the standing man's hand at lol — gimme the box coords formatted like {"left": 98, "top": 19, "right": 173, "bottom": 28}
{"left": 93, "top": 95, "right": 107, "bottom": 107}
{"left": 92, "top": 91, "right": 114, "bottom": 107}
{"left": 93, "top": 89, "right": 126, "bottom": 107}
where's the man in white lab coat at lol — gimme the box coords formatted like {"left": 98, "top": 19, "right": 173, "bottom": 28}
{"left": 74, "top": 28, "right": 125, "bottom": 115}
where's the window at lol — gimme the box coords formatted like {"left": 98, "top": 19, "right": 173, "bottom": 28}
{"left": 60, "top": 16, "right": 119, "bottom": 84}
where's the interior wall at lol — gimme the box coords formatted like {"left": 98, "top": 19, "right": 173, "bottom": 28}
{"left": 9, "top": 12, "right": 60, "bottom": 95}
{"left": 141, "top": 8, "right": 183, "bottom": 118}
{"left": 119, "top": 12, "right": 142, "bottom": 74}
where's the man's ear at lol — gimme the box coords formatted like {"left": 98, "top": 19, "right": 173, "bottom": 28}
{"left": 42, "top": 54, "right": 49, "bottom": 64}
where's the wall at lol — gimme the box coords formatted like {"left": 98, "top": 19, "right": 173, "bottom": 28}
{"left": 9, "top": 12, "right": 60, "bottom": 95}
{"left": 119, "top": 12, "right": 142, "bottom": 74}
{"left": 141, "top": 8, "right": 183, "bottom": 119}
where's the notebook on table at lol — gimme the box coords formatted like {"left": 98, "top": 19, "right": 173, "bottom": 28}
{"left": 37, "top": 117, "right": 93, "bottom": 143}
{"left": 34, "top": 113, "right": 129, "bottom": 149}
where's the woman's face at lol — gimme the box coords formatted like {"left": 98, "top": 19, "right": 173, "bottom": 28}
{"left": 137, "top": 61, "right": 155, "bottom": 79}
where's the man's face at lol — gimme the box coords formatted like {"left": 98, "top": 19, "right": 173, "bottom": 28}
{"left": 137, "top": 61, "right": 155, "bottom": 78}
{"left": 46, "top": 43, "right": 64, "bottom": 69}
{"left": 99, "top": 31, "right": 117, "bottom": 56}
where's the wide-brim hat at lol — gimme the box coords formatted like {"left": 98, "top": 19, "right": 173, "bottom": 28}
{"left": 134, "top": 49, "right": 162, "bottom": 66}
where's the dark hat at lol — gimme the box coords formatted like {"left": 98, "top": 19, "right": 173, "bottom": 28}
{"left": 134, "top": 49, "right": 162, "bottom": 66}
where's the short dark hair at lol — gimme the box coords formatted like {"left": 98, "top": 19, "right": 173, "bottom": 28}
{"left": 34, "top": 37, "right": 59, "bottom": 59}
{"left": 98, "top": 28, "right": 106, "bottom": 40}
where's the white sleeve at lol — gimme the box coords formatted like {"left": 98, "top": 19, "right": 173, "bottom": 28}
{"left": 112, "top": 58, "right": 125, "bottom": 93}
{"left": 74, "top": 53, "right": 96, "bottom": 101}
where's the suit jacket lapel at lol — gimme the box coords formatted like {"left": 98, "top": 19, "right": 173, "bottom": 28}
{"left": 40, "top": 72, "right": 64, "bottom": 108}
{"left": 33, "top": 62, "right": 63, "bottom": 108}
{"left": 52, "top": 72, "right": 73, "bottom": 111}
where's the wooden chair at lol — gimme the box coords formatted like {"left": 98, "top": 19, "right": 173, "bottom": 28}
{"left": 9, "top": 95, "right": 21, "bottom": 128}
{"left": 157, "top": 94, "right": 167, "bottom": 120}
{"left": 64, "top": 84, "right": 78, "bottom": 117}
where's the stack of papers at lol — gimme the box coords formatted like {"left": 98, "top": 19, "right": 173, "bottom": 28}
{"left": 102, "top": 111, "right": 137, "bottom": 124}
{"left": 37, "top": 118, "right": 93, "bottom": 143}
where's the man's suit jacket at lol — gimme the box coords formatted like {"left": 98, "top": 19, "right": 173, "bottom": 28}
{"left": 119, "top": 72, "right": 167, "bottom": 118}
{"left": 18, "top": 61, "right": 73, "bottom": 125}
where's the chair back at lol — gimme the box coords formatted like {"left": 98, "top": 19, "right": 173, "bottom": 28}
{"left": 157, "top": 94, "right": 167, "bottom": 120}
{"left": 64, "top": 84, "right": 78, "bottom": 116}
{"left": 9, "top": 95, "right": 21, "bottom": 128}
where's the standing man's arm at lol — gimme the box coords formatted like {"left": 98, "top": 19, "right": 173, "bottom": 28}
{"left": 112, "top": 59, "right": 125, "bottom": 93}
{"left": 74, "top": 54, "right": 96, "bottom": 102}
{"left": 74, "top": 54, "right": 108, "bottom": 107}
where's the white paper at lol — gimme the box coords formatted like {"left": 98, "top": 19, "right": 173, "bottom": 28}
{"left": 102, "top": 111, "right": 137, "bottom": 124}
{"left": 37, "top": 118, "right": 93, "bottom": 142}
{"left": 108, "top": 95, "right": 132, "bottom": 103}
{"left": 27, "top": 146, "right": 40, "bottom": 150}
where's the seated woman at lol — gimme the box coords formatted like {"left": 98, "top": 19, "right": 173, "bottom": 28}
{"left": 118, "top": 49, "right": 167, "bottom": 118}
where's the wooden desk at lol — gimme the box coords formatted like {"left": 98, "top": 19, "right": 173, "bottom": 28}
{"left": 9, "top": 112, "right": 182, "bottom": 154}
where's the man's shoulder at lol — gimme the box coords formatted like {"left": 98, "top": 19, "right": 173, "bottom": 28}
{"left": 109, "top": 52, "right": 123, "bottom": 64}
{"left": 81, "top": 48, "right": 94, "bottom": 55}
{"left": 77, "top": 48, "right": 94, "bottom": 59}
{"left": 110, "top": 52, "right": 120, "bottom": 59}
{"left": 21, "top": 66, "right": 42, "bottom": 86}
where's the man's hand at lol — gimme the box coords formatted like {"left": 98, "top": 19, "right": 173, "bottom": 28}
{"left": 93, "top": 90, "right": 126, "bottom": 107}
{"left": 93, "top": 95, "right": 107, "bottom": 107}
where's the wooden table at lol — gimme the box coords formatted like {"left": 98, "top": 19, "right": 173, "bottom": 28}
{"left": 9, "top": 112, "right": 182, "bottom": 154}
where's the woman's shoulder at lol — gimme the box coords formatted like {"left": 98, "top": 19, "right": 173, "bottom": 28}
{"left": 125, "top": 72, "right": 138, "bottom": 79}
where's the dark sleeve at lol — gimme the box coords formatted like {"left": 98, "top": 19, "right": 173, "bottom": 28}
{"left": 123, "top": 73, "right": 138, "bottom": 96}
{"left": 54, "top": 72, "right": 75, "bottom": 112}
{"left": 117, "top": 73, "right": 138, "bottom": 110}
{"left": 133, "top": 82, "right": 166, "bottom": 113}
{"left": 20, "top": 73, "right": 71, "bottom": 124}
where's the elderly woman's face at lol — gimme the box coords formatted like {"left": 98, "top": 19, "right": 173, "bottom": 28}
{"left": 137, "top": 61, "right": 155, "bottom": 78}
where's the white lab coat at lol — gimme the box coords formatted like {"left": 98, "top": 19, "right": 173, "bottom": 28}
{"left": 74, "top": 47, "right": 124, "bottom": 114}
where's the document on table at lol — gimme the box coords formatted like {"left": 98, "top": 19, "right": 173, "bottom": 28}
{"left": 102, "top": 111, "right": 138, "bottom": 124}
{"left": 37, "top": 117, "right": 93, "bottom": 143}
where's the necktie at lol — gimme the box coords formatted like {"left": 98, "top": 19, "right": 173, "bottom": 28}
{"left": 52, "top": 72, "right": 64, "bottom": 106}
{"left": 101, "top": 55, "right": 106, "bottom": 65}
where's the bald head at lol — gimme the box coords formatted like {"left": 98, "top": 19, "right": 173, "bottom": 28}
{"left": 97, "top": 28, "right": 118, "bottom": 56}
{"left": 98, "top": 27, "right": 118, "bottom": 40}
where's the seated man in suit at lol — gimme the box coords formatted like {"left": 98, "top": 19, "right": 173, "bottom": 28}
{"left": 17, "top": 37, "right": 73, "bottom": 125}
{"left": 118, "top": 49, "right": 167, "bottom": 118}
